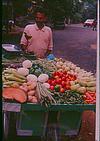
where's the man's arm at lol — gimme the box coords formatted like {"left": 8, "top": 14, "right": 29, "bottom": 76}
{"left": 46, "top": 28, "right": 53, "bottom": 56}
{"left": 20, "top": 26, "right": 30, "bottom": 52}
{"left": 46, "top": 49, "right": 52, "bottom": 56}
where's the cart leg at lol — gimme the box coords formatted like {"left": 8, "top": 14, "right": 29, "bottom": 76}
{"left": 3, "top": 111, "right": 9, "bottom": 141}
{"left": 45, "top": 124, "right": 60, "bottom": 141}
{"left": 54, "top": 127, "right": 60, "bottom": 141}
{"left": 3, "top": 112, "right": 17, "bottom": 141}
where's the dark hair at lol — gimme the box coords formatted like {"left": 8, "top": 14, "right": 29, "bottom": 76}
{"left": 34, "top": 7, "right": 47, "bottom": 16}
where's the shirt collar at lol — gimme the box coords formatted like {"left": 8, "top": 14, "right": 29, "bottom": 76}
{"left": 34, "top": 23, "right": 46, "bottom": 32}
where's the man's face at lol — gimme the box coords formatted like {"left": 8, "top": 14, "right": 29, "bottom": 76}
{"left": 35, "top": 12, "right": 46, "bottom": 27}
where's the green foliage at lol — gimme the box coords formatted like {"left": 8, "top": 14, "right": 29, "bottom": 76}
{"left": 43, "top": 0, "right": 97, "bottom": 23}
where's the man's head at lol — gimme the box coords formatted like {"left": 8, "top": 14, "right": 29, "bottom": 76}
{"left": 34, "top": 8, "right": 47, "bottom": 29}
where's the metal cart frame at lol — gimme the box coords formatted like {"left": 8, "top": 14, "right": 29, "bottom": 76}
{"left": 3, "top": 102, "right": 95, "bottom": 141}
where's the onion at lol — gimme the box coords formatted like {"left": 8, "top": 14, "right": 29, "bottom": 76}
{"left": 27, "top": 74, "right": 38, "bottom": 82}
{"left": 42, "top": 83, "right": 50, "bottom": 89}
{"left": 22, "top": 60, "right": 32, "bottom": 68}
{"left": 17, "top": 68, "right": 29, "bottom": 76}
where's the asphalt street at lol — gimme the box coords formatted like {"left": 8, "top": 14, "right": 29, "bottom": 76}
{"left": 53, "top": 24, "right": 97, "bottom": 73}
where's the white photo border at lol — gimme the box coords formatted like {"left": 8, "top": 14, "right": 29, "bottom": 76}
{"left": 95, "top": 0, "right": 100, "bottom": 141}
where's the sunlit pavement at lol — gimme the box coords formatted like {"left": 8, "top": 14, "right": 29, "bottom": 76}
{"left": 53, "top": 24, "right": 97, "bottom": 73}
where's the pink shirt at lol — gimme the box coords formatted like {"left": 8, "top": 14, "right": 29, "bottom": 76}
{"left": 20, "top": 24, "right": 53, "bottom": 58}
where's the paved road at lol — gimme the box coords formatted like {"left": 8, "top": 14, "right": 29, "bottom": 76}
{"left": 53, "top": 24, "right": 97, "bottom": 73}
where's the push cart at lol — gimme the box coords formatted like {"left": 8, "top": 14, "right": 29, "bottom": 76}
{"left": 2, "top": 44, "right": 96, "bottom": 140}
{"left": 3, "top": 101, "right": 95, "bottom": 141}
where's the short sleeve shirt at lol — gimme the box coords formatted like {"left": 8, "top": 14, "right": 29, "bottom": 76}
{"left": 20, "top": 23, "right": 53, "bottom": 58}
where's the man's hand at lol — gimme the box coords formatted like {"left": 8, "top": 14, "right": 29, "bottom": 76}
{"left": 46, "top": 50, "right": 52, "bottom": 56}
{"left": 24, "top": 32, "right": 32, "bottom": 40}
{"left": 20, "top": 44, "right": 27, "bottom": 52}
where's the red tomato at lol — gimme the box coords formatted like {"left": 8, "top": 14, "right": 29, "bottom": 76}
{"left": 56, "top": 71, "right": 60, "bottom": 75}
{"left": 65, "top": 85, "right": 71, "bottom": 90}
{"left": 63, "top": 71, "right": 67, "bottom": 75}
{"left": 60, "top": 88, "right": 65, "bottom": 93}
{"left": 61, "top": 81, "right": 66, "bottom": 88}
{"left": 73, "top": 75, "right": 77, "bottom": 80}
{"left": 65, "top": 81, "right": 71, "bottom": 85}
{"left": 65, "top": 74, "right": 69, "bottom": 78}
{"left": 68, "top": 74, "right": 77, "bottom": 81}
{"left": 47, "top": 79, "right": 52, "bottom": 84}
{"left": 52, "top": 72, "right": 57, "bottom": 77}
{"left": 51, "top": 80, "right": 56, "bottom": 86}
{"left": 62, "top": 77, "right": 66, "bottom": 81}
{"left": 65, "top": 77, "right": 70, "bottom": 81}
{"left": 56, "top": 78, "right": 62, "bottom": 84}
{"left": 70, "top": 77, "right": 76, "bottom": 81}
{"left": 54, "top": 75, "right": 59, "bottom": 79}
{"left": 50, "top": 86, "right": 54, "bottom": 90}
{"left": 58, "top": 72, "right": 63, "bottom": 77}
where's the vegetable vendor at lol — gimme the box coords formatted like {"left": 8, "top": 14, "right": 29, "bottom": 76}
{"left": 20, "top": 8, "right": 53, "bottom": 58}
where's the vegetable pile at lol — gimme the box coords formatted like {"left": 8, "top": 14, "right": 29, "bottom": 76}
{"left": 2, "top": 58, "right": 96, "bottom": 106}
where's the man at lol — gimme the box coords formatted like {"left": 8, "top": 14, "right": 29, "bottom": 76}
{"left": 92, "top": 19, "right": 97, "bottom": 31}
{"left": 20, "top": 8, "right": 53, "bottom": 58}
{"left": 27, "top": 0, "right": 37, "bottom": 18}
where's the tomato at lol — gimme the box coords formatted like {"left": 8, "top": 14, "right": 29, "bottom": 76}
{"left": 73, "top": 75, "right": 77, "bottom": 80}
{"left": 61, "top": 81, "right": 66, "bottom": 88}
{"left": 70, "top": 76, "right": 76, "bottom": 81}
{"left": 47, "top": 79, "right": 53, "bottom": 85}
{"left": 52, "top": 72, "right": 57, "bottom": 77}
{"left": 54, "top": 75, "right": 59, "bottom": 79}
{"left": 56, "top": 71, "right": 60, "bottom": 75}
{"left": 50, "top": 86, "right": 54, "bottom": 90}
{"left": 63, "top": 71, "right": 67, "bottom": 75}
{"left": 51, "top": 80, "right": 56, "bottom": 86}
{"left": 68, "top": 74, "right": 77, "bottom": 81}
{"left": 65, "top": 77, "right": 70, "bottom": 81}
{"left": 56, "top": 78, "right": 62, "bottom": 84}
{"left": 58, "top": 72, "right": 63, "bottom": 77}
{"left": 60, "top": 88, "right": 65, "bottom": 93}
{"left": 65, "top": 85, "right": 71, "bottom": 90}
{"left": 65, "top": 74, "right": 69, "bottom": 78}
{"left": 65, "top": 81, "right": 70, "bottom": 85}
{"left": 62, "top": 77, "right": 66, "bottom": 81}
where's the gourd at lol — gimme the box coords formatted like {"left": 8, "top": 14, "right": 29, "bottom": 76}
{"left": 22, "top": 60, "right": 32, "bottom": 68}
{"left": 38, "top": 74, "right": 49, "bottom": 83}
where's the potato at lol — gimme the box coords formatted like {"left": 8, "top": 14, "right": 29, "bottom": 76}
{"left": 31, "top": 96, "right": 38, "bottom": 103}
{"left": 28, "top": 95, "right": 33, "bottom": 101}
{"left": 27, "top": 90, "right": 36, "bottom": 96}
{"left": 19, "top": 85, "right": 28, "bottom": 92}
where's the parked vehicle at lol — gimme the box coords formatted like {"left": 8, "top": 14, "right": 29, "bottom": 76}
{"left": 83, "top": 19, "right": 95, "bottom": 27}
{"left": 92, "top": 20, "right": 97, "bottom": 31}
